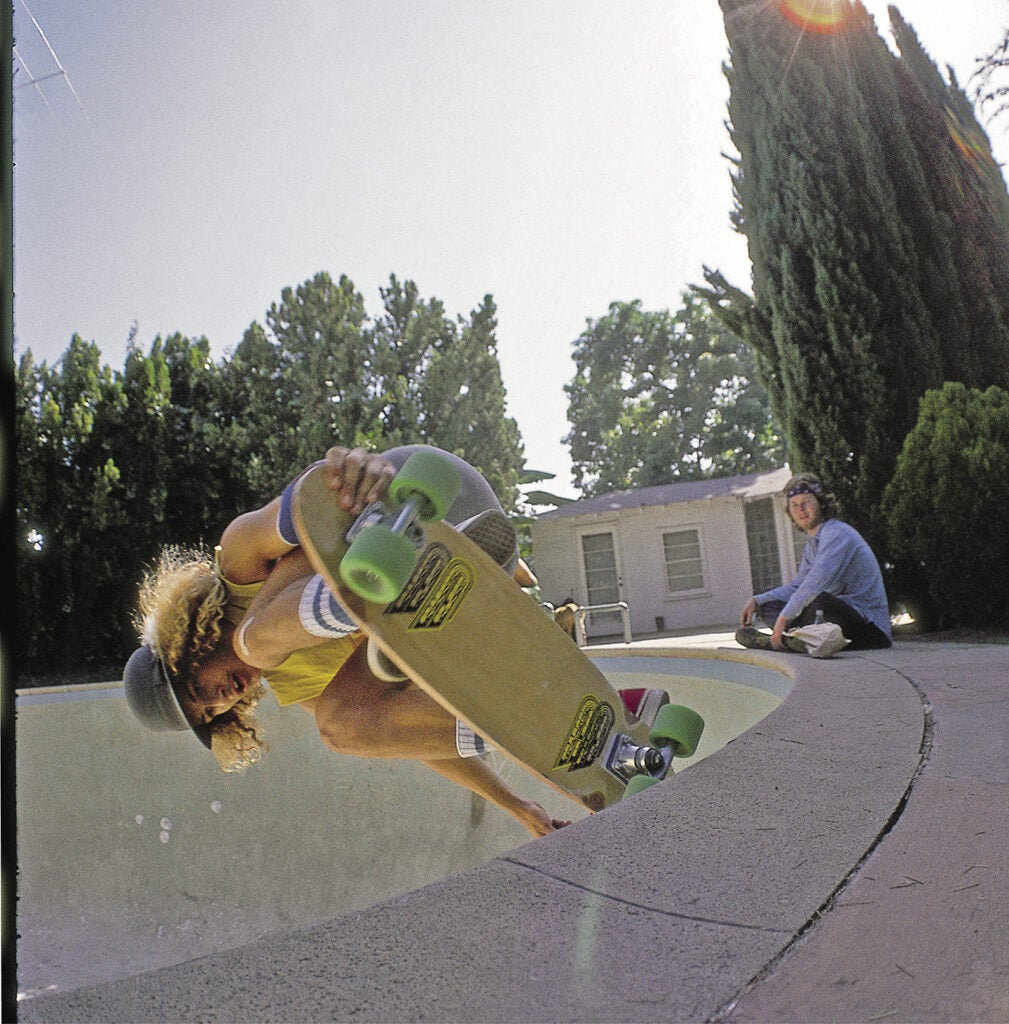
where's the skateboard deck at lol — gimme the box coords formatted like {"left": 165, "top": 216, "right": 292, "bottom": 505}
{"left": 292, "top": 462, "right": 693, "bottom": 810}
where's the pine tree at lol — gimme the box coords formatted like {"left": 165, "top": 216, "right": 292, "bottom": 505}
{"left": 422, "top": 295, "right": 524, "bottom": 507}
{"left": 264, "top": 271, "right": 375, "bottom": 466}
{"left": 697, "top": 0, "right": 1009, "bottom": 544}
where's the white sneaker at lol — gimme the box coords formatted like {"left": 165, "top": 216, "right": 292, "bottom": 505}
{"left": 457, "top": 509, "right": 518, "bottom": 575}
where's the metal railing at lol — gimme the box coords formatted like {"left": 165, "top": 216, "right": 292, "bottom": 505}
{"left": 540, "top": 600, "right": 633, "bottom": 645}
{"left": 574, "top": 602, "right": 632, "bottom": 646}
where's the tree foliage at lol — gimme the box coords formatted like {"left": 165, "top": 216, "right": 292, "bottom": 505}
{"left": 971, "top": 23, "right": 1009, "bottom": 131}
{"left": 883, "top": 383, "right": 1009, "bottom": 630}
{"left": 420, "top": 293, "right": 524, "bottom": 502}
{"left": 15, "top": 273, "right": 525, "bottom": 678}
{"left": 698, "top": 1, "right": 1009, "bottom": 545}
{"left": 564, "top": 294, "right": 784, "bottom": 495}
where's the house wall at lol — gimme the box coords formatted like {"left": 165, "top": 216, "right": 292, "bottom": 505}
{"left": 531, "top": 497, "right": 797, "bottom": 638}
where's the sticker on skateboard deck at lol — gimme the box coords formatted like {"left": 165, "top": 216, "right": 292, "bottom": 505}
{"left": 385, "top": 543, "right": 475, "bottom": 630}
{"left": 406, "top": 557, "right": 474, "bottom": 631}
{"left": 553, "top": 696, "right": 617, "bottom": 773}
{"left": 386, "top": 543, "right": 450, "bottom": 615}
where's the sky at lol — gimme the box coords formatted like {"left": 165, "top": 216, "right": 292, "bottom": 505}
{"left": 12, "top": 0, "right": 1009, "bottom": 496}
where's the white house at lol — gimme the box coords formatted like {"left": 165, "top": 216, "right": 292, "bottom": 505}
{"left": 530, "top": 468, "right": 807, "bottom": 639}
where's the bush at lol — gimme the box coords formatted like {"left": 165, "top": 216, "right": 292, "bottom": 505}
{"left": 883, "top": 383, "right": 1009, "bottom": 630}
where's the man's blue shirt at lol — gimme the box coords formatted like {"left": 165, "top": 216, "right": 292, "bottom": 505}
{"left": 756, "top": 519, "right": 892, "bottom": 639}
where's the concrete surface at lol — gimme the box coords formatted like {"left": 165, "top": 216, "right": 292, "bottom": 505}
{"left": 14, "top": 683, "right": 581, "bottom": 996}
{"left": 15, "top": 636, "right": 1009, "bottom": 1023}
{"left": 14, "top": 647, "right": 783, "bottom": 1001}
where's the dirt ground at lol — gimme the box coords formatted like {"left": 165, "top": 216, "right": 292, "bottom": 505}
{"left": 891, "top": 624, "right": 1009, "bottom": 644}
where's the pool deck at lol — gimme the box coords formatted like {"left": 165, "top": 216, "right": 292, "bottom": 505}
{"left": 16, "top": 635, "right": 1009, "bottom": 1024}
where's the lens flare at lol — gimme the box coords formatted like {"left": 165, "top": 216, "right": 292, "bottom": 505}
{"left": 944, "top": 105, "right": 992, "bottom": 170}
{"left": 943, "top": 103, "right": 1002, "bottom": 208}
{"left": 776, "top": 0, "right": 849, "bottom": 34}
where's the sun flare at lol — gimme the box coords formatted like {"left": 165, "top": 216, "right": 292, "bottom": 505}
{"left": 776, "top": 0, "right": 850, "bottom": 34}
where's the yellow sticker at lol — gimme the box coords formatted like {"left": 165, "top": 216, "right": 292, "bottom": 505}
{"left": 553, "top": 695, "right": 615, "bottom": 772}
{"left": 407, "top": 556, "right": 474, "bottom": 631}
{"left": 387, "top": 543, "right": 451, "bottom": 616}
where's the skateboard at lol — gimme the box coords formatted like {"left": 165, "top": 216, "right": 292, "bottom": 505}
{"left": 291, "top": 451, "right": 704, "bottom": 811}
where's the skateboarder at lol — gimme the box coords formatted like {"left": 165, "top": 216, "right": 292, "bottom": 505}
{"left": 123, "top": 444, "right": 566, "bottom": 837}
{"left": 737, "top": 473, "right": 892, "bottom": 652}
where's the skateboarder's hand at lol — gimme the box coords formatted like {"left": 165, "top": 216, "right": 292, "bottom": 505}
{"left": 323, "top": 446, "right": 397, "bottom": 515}
{"left": 519, "top": 800, "right": 571, "bottom": 837}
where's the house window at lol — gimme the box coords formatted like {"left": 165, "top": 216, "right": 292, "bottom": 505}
{"left": 662, "top": 529, "right": 705, "bottom": 593}
{"left": 744, "top": 498, "right": 782, "bottom": 593}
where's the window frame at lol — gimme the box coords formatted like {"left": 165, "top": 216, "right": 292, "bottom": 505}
{"left": 659, "top": 523, "right": 709, "bottom": 599}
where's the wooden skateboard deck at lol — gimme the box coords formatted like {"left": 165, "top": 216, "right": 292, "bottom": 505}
{"left": 292, "top": 464, "right": 656, "bottom": 810}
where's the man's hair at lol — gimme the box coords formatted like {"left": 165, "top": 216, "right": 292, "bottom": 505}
{"left": 782, "top": 473, "right": 837, "bottom": 521}
{"left": 135, "top": 546, "right": 267, "bottom": 771}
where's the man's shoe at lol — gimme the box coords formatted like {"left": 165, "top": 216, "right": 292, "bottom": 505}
{"left": 735, "top": 626, "right": 774, "bottom": 650}
{"left": 735, "top": 626, "right": 807, "bottom": 654}
{"left": 619, "top": 687, "right": 670, "bottom": 725}
{"left": 782, "top": 632, "right": 808, "bottom": 654}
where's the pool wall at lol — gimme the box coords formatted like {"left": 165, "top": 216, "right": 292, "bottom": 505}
{"left": 17, "top": 644, "right": 927, "bottom": 1022}
{"left": 15, "top": 650, "right": 786, "bottom": 998}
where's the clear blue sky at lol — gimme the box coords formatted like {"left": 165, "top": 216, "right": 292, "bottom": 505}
{"left": 13, "top": 0, "right": 1008, "bottom": 493}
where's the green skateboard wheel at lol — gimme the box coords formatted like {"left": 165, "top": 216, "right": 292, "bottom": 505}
{"left": 340, "top": 524, "right": 418, "bottom": 603}
{"left": 649, "top": 704, "right": 705, "bottom": 758}
{"left": 388, "top": 450, "right": 462, "bottom": 523}
{"left": 623, "top": 774, "right": 661, "bottom": 798}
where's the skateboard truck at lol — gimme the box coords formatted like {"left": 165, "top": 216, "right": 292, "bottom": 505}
{"left": 603, "top": 732, "right": 673, "bottom": 785}
{"left": 604, "top": 701, "right": 705, "bottom": 791}
{"left": 339, "top": 451, "right": 462, "bottom": 604}
{"left": 345, "top": 500, "right": 425, "bottom": 550}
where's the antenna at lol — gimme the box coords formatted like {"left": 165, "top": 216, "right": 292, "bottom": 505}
{"left": 14, "top": 0, "right": 92, "bottom": 131}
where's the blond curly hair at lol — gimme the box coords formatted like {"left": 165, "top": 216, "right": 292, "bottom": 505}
{"left": 135, "top": 545, "right": 268, "bottom": 772}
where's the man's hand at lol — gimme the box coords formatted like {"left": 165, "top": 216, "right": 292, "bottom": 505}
{"left": 771, "top": 615, "right": 791, "bottom": 651}
{"left": 323, "top": 447, "right": 397, "bottom": 516}
{"left": 740, "top": 597, "right": 759, "bottom": 627}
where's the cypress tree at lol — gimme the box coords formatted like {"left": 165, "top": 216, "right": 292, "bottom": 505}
{"left": 887, "top": 8, "right": 1009, "bottom": 387}
{"left": 697, "top": 0, "right": 1009, "bottom": 545}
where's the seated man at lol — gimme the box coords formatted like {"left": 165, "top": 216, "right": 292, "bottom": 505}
{"left": 738, "top": 473, "right": 892, "bottom": 653}
{"left": 123, "top": 444, "right": 565, "bottom": 837}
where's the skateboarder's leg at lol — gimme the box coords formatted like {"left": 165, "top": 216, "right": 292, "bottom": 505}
{"left": 306, "top": 644, "right": 565, "bottom": 836}
{"left": 309, "top": 643, "right": 461, "bottom": 760}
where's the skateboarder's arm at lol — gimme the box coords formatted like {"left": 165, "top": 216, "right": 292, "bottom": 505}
{"left": 219, "top": 500, "right": 293, "bottom": 585}
{"left": 422, "top": 758, "right": 568, "bottom": 837}
{"left": 321, "top": 445, "right": 397, "bottom": 516}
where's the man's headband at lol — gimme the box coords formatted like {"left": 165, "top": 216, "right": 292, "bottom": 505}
{"left": 786, "top": 481, "right": 821, "bottom": 500}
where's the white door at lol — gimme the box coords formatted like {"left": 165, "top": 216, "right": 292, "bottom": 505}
{"left": 579, "top": 530, "right": 623, "bottom": 637}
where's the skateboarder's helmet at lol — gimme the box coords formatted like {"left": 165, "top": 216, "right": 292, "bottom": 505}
{"left": 123, "top": 645, "right": 212, "bottom": 749}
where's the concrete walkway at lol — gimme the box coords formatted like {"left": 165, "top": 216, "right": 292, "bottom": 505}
{"left": 17, "top": 637, "right": 1009, "bottom": 1023}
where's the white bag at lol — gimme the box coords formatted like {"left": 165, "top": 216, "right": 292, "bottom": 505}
{"left": 787, "top": 622, "right": 850, "bottom": 659}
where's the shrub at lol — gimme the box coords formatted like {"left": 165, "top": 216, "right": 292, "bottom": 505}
{"left": 883, "top": 383, "right": 1009, "bottom": 630}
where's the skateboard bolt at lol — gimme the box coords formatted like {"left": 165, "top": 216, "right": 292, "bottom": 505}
{"left": 636, "top": 747, "right": 664, "bottom": 773}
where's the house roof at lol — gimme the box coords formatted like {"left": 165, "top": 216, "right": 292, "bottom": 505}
{"left": 536, "top": 467, "right": 793, "bottom": 521}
